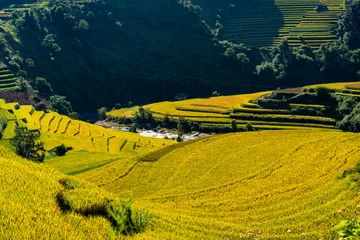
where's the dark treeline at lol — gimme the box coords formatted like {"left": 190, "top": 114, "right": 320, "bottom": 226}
{"left": 0, "top": 0, "right": 360, "bottom": 111}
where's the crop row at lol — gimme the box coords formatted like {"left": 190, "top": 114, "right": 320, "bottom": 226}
{"left": 230, "top": 113, "right": 336, "bottom": 125}
{"left": 220, "top": 0, "right": 343, "bottom": 48}
{"left": 81, "top": 130, "right": 360, "bottom": 239}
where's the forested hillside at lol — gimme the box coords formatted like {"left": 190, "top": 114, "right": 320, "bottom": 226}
{"left": 0, "top": 0, "right": 358, "bottom": 113}
{"left": 7, "top": 0, "right": 235, "bottom": 110}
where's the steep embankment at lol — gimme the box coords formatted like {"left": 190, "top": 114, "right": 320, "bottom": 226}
{"left": 79, "top": 130, "right": 360, "bottom": 239}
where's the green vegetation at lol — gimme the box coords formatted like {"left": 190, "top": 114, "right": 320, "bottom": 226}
{"left": 10, "top": 126, "right": 45, "bottom": 162}
{"left": 335, "top": 219, "right": 360, "bottom": 239}
{"left": 49, "top": 95, "right": 76, "bottom": 118}
{"left": 0, "top": 0, "right": 357, "bottom": 112}
{"left": 107, "top": 197, "right": 154, "bottom": 236}
{"left": 1, "top": 0, "right": 360, "bottom": 239}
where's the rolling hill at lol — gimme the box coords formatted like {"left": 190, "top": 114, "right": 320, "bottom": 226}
{"left": 0, "top": 0, "right": 358, "bottom": 238}
{"left": 0, "top": 81, "right": 360, "bottom": 238}
{"left": 77, "top": 130, "right": 360, "bottom": 239}
{"left": 0, "top": 143, "right": 120, "bottom": 239}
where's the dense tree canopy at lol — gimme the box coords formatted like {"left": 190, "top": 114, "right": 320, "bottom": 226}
{"left": 49, "top": 95, "right": 74, "bottom": 117}
{"left": 0, "top": 0, "right": 359, "bottom": 113}
{"left": 10, "top": 127, "right": 45, "bottom": 162}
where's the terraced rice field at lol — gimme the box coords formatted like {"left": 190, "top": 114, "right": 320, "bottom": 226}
{"left": 304, "top": 82, "right": 360, "bottom": 99}
{"left": 0, "top": 3, "right": 39, "bottom": 20}
{"left": 108, "top": 88, "right": 339, "bottom": 130}
{"left": 0, "top": 100, "right": 172, "bottom": 174}
{"left": 0, "top": 68, "right": 18, "bottom": 91}
{"left": 219, "top": 0, "right": 345, "bottom": 48}
{"left": 79, "top": 130, "right": 360, "bottom": 239}
{"left": 109, "top": 82, "right": 360, "bottom": 131}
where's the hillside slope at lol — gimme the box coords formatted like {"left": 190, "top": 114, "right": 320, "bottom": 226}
{"left": 0, "top": 144, "right": 117, "bottom": 239}
{"left": 8, "top": 0, "right": 237, "bottom": 110}
{"left": 79, "top": 130, "right": 360, "bottom": 239}
{"left": 108, "top": 82, "right": 360, "bottom": 130}
{"left": 0, "top": 99, "right": 172, "bottom": 174}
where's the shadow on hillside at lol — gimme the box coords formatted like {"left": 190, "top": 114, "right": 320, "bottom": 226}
{"left": 219, "top": 0, "right": 284, "bottom": 47}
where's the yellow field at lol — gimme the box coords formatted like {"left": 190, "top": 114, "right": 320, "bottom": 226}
{"left": 0, "top": 144, "right": 120, "bottom": 239}
{"left": 79, "top": 130, "right": 360, "bottom": 239}
{"left": 1, "top": 85, "right": 360, "bottom": 239}
{"left": 107, "top": 87, "right": 342, "bottom": 130}
{"left": 108, "top": 106, "right": 139, "bottom": 118}
{"left": 108, "top": 91, "right": 270, "bottom": 118}
{"left": 303, "top": 82, "right": 359, "bottom": 91}
{"left": 0, "top": 100, "right": 173, "bottom": 176}
{"left": 45, "top": 152, "right": 126, "bottom": 175}
{"left": 345, "top": 83, "right": 360, "bottom": 90}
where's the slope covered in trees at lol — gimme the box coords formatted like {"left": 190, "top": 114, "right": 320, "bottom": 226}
{"left": 5, "top": 0, "right": 246, "bottom": 111}
{"left": 0, "top": 0, "right": 358, "bottom": 115}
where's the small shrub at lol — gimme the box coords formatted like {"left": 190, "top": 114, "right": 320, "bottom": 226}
{"left": 246, "top": 123, "right": 255, "bottom": 131}
{"left": 49, "top": 95, "right": 74, "bottom": 117}
{"left": 0, "top": 117, "right": 7, "bottom": 139}
{"left": 10, "top": 126, "right": 45, "bottom": 162}
{"left": 133, "top": 107, "right": 154, "bottom": 129}
{"left": 177, "top": 117, "right": 191, "bottom": 134}
{"left": 212, "top": 91, "right": 220, "bottom": 96}
{"left": 161, "top": 114, "right": 172, "bottom": 128}
{"left": 132, "top": 209, "right": 154, "bottom": 234}
{"left": 337, "top": 96, "right": 357, "bottom": 119}
{"left": 190, "top": 121, "right": 200, "bottom": 131}
{"left": 129, "top": 123, "right": 137, "bottom": 133}
{"left": 231, "top": 119, "right": 237, "bottom": 132}
{"left": 176, "top": 135, "right": 184, "bottom": 142}
{"left": 59, "top": 178, "right": 81, "bottom": 190}
{"left": 53, "top": 144, "right": 68, "bottom": 156}
{"left": 334, "top": 219, "right": 360, "bottom": 239}
{"left": 315, "top": 3, "right": 328, "bottom": 12}
{"left": 315, "top": 86, "right": 331, "bottom": 99}
{"left": 338, "top": 103, "right": 360, "bottom": 132}
{"left": 107, "top": 198, "right": 153, "bottom": 236}
{"left": 113, "top": 103, "right": 122, "bottom": 110}
{"left": 97, "top": 107, "right": 107, "bottom": 120}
